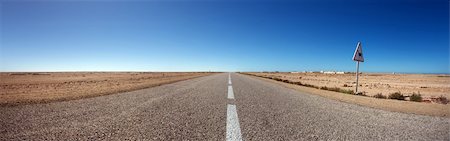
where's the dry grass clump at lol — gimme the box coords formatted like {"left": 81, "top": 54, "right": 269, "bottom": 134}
{"left": 373, "top": 93, "right": 387, "bottom": 99}
{"left": 320, "top": 86, "right": 355, "bottom": 95}
{"left": 388, "top": 92, "right": 405, "bottom": 100}
{"left": 410, "top": 93, "right": 423, "bottom": 102}
{"left": 355, "top": 91, "right": 367, "bottom": 96}
{"left": 436, "top": 95, "right": 449, "bottom": 104}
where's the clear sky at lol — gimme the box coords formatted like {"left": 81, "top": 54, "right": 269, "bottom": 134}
{"left": 0, "top": 0, "right": 448, "bottom": 73}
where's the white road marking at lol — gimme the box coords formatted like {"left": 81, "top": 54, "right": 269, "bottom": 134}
{"left": 228, "top": 85, "right": 234, "bottom": 99}
{"left": 226, "top": 104, "right": 243, "bottom": 141}
{"left": 226, "top": 73, "right": 242, "bottom": 140}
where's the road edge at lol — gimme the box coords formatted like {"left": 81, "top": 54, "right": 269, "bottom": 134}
{"left": 240, "top": 73, "right": 450, "bottom": 118}
{"left": 0, "top": 73, "right": 217, "bottom": 107}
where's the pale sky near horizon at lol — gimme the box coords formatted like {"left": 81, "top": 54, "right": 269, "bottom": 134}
{"left": 1, "top": 0, "right": 448, "bottom": 73}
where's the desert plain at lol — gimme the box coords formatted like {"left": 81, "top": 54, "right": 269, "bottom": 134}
{"left": 246, "top": 72, "right": 450, "bottom": 100}
{"left": 0, "top": 72, "right": 213, "bottom": 106}
{"left": 1, "top": 71, "right": 448, "bottom": 107}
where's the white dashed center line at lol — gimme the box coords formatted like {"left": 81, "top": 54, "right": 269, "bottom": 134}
{"left": 226, "top": 104, "right": 243, "bottom": 141}
{"left": 228, "top": 73, "right": 234, "bottom": 99}
{"left": 228, "top": 85, "right": 234, "bottom": 99}
{"left": 229, "top": 74, "right": 232, "bottom": 84}
{"left": 226, "top": 73, "right": 243, "bottom": 141}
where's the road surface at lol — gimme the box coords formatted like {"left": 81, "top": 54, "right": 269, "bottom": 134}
{"left": 1, "top": 73, "right": 449, "bottom": 140}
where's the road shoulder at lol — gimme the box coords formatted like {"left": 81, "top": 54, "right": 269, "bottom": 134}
{"left": 243, "top": 74, "right": 450, "bottom": 118}
{"left": 0, "top": 72, "right": 215, "bottom": 106}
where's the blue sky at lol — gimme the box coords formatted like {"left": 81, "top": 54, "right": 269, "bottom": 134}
{"left": 0, "top": 0, "right": 448, "bottom": 73}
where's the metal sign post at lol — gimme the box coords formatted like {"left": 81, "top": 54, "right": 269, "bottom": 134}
{"left": 352, "top": 42, "right": 364, "bottom": 93}
{"left": 355, "top": 61, "right": 360, "bottom": 93}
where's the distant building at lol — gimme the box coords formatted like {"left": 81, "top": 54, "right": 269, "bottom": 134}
{"left": 322, "top": 71, "right": 346, "bottom": 74}
{"left": 323, "top": 71, "right": 335, "bottom": 74}
{"left": 302, "top": 70, "right": 347, "bottom": 74}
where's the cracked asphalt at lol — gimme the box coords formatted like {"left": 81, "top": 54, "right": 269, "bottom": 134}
{"left": 1, "top": 73, "right": 449, "bottom": 140}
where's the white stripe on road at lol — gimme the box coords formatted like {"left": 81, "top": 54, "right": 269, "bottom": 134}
{"left": 226, "top": 104, "right": 243, "bottom": 141}
{"left": 229, "top": 73, "right": 232, "bottom": 84}
{"left": 228, "top": 85, "right": 234, "bottom": 99}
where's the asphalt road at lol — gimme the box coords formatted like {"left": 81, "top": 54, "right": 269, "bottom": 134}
{"left": 1, "top": 73, "right": 449, "bottom": 140}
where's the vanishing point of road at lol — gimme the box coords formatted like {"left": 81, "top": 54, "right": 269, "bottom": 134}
{"left": 1, "top": 73, "right": 449, "bottom": 140}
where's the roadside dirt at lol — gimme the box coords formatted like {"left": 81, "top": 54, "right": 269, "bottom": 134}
{"left": 0, "top": 72, "right": 214, "bottom": 106}
{"left": 245, "top": 72, "right": 450, "bottom": 99}
{"left": 245, "top": 73, "right": 450, "bottom": 118}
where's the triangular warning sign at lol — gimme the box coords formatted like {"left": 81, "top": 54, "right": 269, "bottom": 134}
{"left": 352, "top": 42, "right": 364, "bottom": 62}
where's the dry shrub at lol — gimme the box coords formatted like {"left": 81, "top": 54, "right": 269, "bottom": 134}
{"left": 410, "top": 93, "right": 422, "bottom": 102}
{"left": 320, "top": 86, "right": 354, "bottom": 95}
{"left": 388, "top": 92, "right": 405, "bottom": 100}
{"left": 355, "top": 91, "right": 367, "bottom": 96}
{"left": 436, "top": 95, "right": 449, "bottom": 104}
{"left": 373, "top": 93, "right": 386, "bottom": 99}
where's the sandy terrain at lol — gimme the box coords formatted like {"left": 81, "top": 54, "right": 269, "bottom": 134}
{"left": 246, "top": 75, "right": 450, "bottom": 117}
{"left": 0, "top": 72, "right": 213, "bottom": 106}
{"left": 245, "top": 72, "right": 450, "bottom": 99}
{"left": 2, "top": 73, "right": 448, "bottom": 140}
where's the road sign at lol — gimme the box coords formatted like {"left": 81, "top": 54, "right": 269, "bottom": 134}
{"left": 353, "top": 42, "right": 364, "bottom": 62}
{"left": 352, "top": 41, "right": 364, "bottom": 93}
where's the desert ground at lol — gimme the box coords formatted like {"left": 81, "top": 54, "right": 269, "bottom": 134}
{"left": 0, "top": 72, "right": 213, "bottom": 106}
{"left": 245, "top": 72, "right": 450, "bottom": 100}
{"left": 1, "top": 73, "right": 448, "bottom": 140}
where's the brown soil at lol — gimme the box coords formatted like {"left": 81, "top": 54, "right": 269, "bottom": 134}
{"left": 246, "top": 72, "right": 450, "bottom": 99}
{"left": 245, "top": 74, "right": 450, "bottom": 118}
{"left": 0, "top": 72, "right": 213, "bottom": 106}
